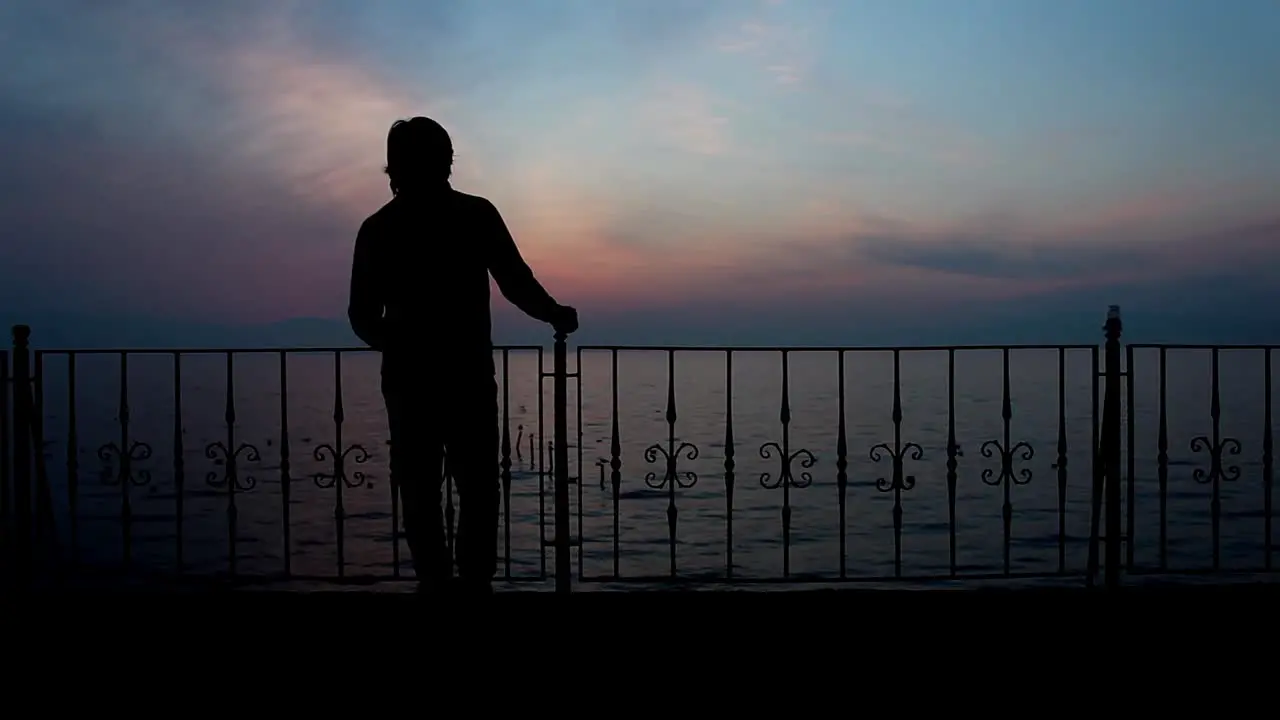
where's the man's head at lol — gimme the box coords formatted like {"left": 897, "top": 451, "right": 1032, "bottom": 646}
{"left": 385, "top": 116, "right": 453, "bottom": 193}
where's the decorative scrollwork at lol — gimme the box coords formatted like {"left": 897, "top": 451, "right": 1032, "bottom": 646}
{"left": 870, "top": 442, "right": 923, "bottom": 492}
{"left": 313, "top": 443, "right": 371, "bottom": 489}
{"left": 1190, "top": 436, "right": 1242, "bottom": 484}
{"left": 97, "top": 441, "right": 153, "bottom": 487}
{"left": 644, "top": 442, "right": 699, "bottom": 490}
{"left": 979, "top": 439, "right": 1035, "bottom": 487}
{"left": 758, "top": 442, "right": 817, "bottom": 489}
{"left": 204, "top": 441, "right": 262, "bottom": 491}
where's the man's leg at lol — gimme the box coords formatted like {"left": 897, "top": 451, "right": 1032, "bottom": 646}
{"left": 384, "top": 383, "right": 450, "bottom": 586}
{"left": 446, "top": 375, "right": 501, "bottom": 591}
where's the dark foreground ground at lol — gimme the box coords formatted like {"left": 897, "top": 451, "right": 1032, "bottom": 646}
{"left": 9, "top": 566, "right": 1280, "bottom": 599}
{"left": 7, "top": 570, "right": 1278, "bottom": 653}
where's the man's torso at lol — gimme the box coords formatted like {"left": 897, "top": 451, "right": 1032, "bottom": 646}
{"left": 364, "top": 189, "right": 498, "bottom": 380}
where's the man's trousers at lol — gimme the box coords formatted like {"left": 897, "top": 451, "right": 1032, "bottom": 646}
{"left": 383, "top": 373, "right": 500, "bottom": 586}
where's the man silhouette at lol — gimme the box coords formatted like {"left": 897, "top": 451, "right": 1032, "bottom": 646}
{"left": 348, "top": 117, "right": 578, "bottom": 594}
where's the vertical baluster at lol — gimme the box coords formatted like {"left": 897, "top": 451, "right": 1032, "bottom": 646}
{"left": 1211, "top": 348, "right": 1221, "bottom": 570}
{"left": 780, "top": 351, "right": 793, "bottom": 577}
{"left": 224, "top": 353, "right": 239, "bottom": 577}
{"left": 576, "top": 347, "right": 584, "bottom": 578}
{"left": 724, "top": 350, "right": 735, "bottom": 579}
{"left": 280, "top": 351, "right": 292, "bottom": 577}
{"left": 445, "top": 452, "right": 456, "bottom": 558}
{"left": 981, "top": 348, "right": 1034, "bottom": 576}
{"left": 1126, "top": 344, "right": 1136, "bottom": 570}
{"left": 309, "top": 352, "right": 365, "bottom": 580}
{"left": 893, "top": 351, "right": 904, "bottom": 576}
{"left": 172, "top": 353, "right": 183, "bottom": 572}
{"left": 1001, "top": 348, "right": 1013, "bottom": 575}
{"left": 836, "top": 350, "right": 848, "bottom": 579}
{"left": 537, "top": 350, "right": 546, "bottom": 578}
{"left": 610, "top": 349, "right": 622, "bottom": 579}
{"left": 1086, "top": 346, "right": 1101, "bottom": 586}
{"left": 1, "top": 348, "right": 8, "bottom": 555}
{"left": 946, "top": 349, "right": 959, "bottom": 577}
{"left": 1055, "top": 348, "right": 1068, "bottom": 574}
{"left": 334, "top": 352, "right": 347, "bottom": 577}
{"left": 642, "top": 350, "right": 700, "bottom": 577}
{"left": 869, "top": 348, "right": 921, "bottom": 578}
{"left": 1264, "top": 348, "right": 1272, "bottom": 571}
{"left": 34, "top": 353, "right": 45, "bottom": 545}
{"left": 501, "top": 349, "right": 513, "bottom": 580}
{"left": 119, "top": 354, "right": 132, "bottom": 569}
{"left": 10, "top": 328, "right": 30, "bottom": 575}
{"left": 759, "top": 351, "right": 814, "bottom": 578}
{"left": 1157, "top": 348, "right": 1168, "bottom": 571}
{"left": 1189, "top": 347, "right": 1241, "bottom": 573}
{"left": 665, "top": 350, "right": 678, "bottom": 576}
{"left": 96, "top": 351, "right": 153, "bottom": 573}
{"left": 67, "top": 354, "right": 79, "bottom": 566}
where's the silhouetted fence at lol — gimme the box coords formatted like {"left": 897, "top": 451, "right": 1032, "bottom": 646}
{"left": 1, "top": 308, "right": 1276, "bottom": 592}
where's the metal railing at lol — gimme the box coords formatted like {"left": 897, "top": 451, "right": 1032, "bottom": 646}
{"left": 6, "top": 339, "right": 553, "bottom": 587}
{"left": 1124, "top": 343, "right": 1275, "bottom": 575}
{"left": 1, "top": 308, "right": 1276, "bottom": 592}
{"left": 569, "top": 342, "right": 1099, "bottom": 585}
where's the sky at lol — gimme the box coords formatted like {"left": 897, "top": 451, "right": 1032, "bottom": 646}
{"left": 1, "top": 0, "right": 1279, "bottom": 347}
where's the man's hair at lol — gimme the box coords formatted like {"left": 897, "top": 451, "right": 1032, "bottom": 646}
{"left": 385, "top": 116, "right": 453, "bottom": 191}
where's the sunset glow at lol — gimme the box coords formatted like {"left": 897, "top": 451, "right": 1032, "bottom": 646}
{"left": 2, "top": 0, "right": 1278, "bottom": 344}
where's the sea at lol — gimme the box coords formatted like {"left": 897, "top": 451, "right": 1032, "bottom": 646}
{"left": 13, "top": 345, "right": 1279, "bottom": 589}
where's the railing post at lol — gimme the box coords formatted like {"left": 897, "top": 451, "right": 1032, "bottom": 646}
{"left": 1, "top": 341, "right": 8, "bottom": 570}
{"left": 1102, "top": 307, "right": 1124, "bottom": 590}
{"left": 9, "top": 325, "right": 33, "bottom": 584}
{"left": 553, "top": 331, "right": 572, "bottom": 593}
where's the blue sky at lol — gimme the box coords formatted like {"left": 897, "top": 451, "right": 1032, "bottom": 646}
{"left": 1, "top": 0, "right": 1278, "bottom": 346}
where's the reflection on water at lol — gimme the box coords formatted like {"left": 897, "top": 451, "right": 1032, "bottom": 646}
{"left": 26, "top": 346, "right": 1280, "bottom": 586}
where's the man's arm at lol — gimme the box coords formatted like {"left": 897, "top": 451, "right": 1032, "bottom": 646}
{"left": 483, "top": 199, "right": 561, "bottom": 324}
{"left": 347, "top": 219, "right": 387, "bottom": 352}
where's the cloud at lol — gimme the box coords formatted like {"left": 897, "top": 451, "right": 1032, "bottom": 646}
{"left": 809, "top": 88, "right": 991, "bottom": 176}
{"left": 139, "top": 3, "right": 453, "bottom": 218}
{"left": 844, "top": 217, "right": 1280, "bottom": 290}
{"left": 0, "top": 96, "right": 350, "bottom": 320}
{"left": 715, "top": 3, "right": 819, "bottom": 88}
{"left": 0, "top": 2, "right": 446, "bottom": 321}
{"left": 642, "top": 83, "right": 732, "bottom": 156}
{"left": 855, "top": 233, "right": 1149, "bottom": 283}
{"left": 818, "top": 125, "right": 988, "bottom": 171}
{"left": 213, "top": 31, "right": 453, "bottom": 215}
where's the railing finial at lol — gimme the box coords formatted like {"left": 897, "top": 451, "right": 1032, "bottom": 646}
{"left": 1105, "top": 305, "right": 1122, "bottom": 339}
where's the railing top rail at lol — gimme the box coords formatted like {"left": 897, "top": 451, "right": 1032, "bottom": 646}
{"left": 28, "top": 345, "right": 546, "bottom": 355}
{"left": 1127, "top": 343, "right": 1279, "bottom": 350}
{"left": 576, "top": 343, "right": 1100, "bottom": 352}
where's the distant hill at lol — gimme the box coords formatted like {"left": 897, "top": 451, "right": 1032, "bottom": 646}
{"left": 3, "top": 283, "right": 1278, "bottom": 350}
{"left": 0, "top": 311, "right": 358, "bottom": 349}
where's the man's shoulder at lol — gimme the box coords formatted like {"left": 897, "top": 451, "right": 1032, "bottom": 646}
{"left": 448, "top": 188, "right": 498, "bottom": 216}
{"left": 358, "top": 200, "right": 397, "bottom": 237}
{"left": 356, "top": 190, "right": 498, "bottom": 239}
